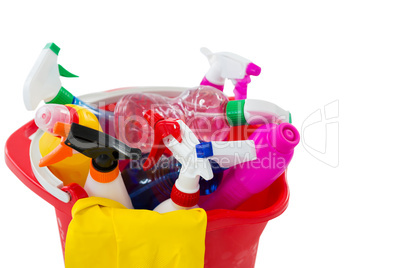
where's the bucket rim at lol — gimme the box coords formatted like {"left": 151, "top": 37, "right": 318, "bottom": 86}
{"left": 5, "top": 86, "right": 290, "bottom": 224}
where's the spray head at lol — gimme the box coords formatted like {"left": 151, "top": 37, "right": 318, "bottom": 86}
{"left": 23, "top": 43, "right": 78, "bottom": 110}
{"left": 144, "top": 110, "right": 215, "bottom": 209}
{"left": 143, "top": 110, "right": 213, "bottom": 180}
{"left": 34, "top": 104, "right": 78, "bottom": 167}
{"left": 200, "top": 47, "right": 261, "bottom": 79}
{"left": 39, "top": 122, "right": 142, "bottom": 170}
{"left": 200, "top": 47, "right": 261, "bottom": 99}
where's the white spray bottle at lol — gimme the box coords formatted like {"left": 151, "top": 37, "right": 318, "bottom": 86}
{"left": 23, "top": 42, "right": 116, "bottom": 136}
{"left": 142, "top": 110, "right": 257, "bottom": 213}
{"left": 23, "top": 43, "right": 79, "bottom": 111}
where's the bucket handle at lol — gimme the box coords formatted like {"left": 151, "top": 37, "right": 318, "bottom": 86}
{"left": 29, "top": 129, "right": 72, "bottom": 203}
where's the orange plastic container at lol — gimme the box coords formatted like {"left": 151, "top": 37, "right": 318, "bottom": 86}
{"left": 5, "top": 88, "right": 290, "bottom": 268}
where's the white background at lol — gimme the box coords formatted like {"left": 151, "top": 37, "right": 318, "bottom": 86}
{"left": 1, "top": 1, "right": 401, "bottom": 267}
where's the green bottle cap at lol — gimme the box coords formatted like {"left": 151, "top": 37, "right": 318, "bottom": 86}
{"left": 46, "top": 87, "right": 74, "bottom": 105}
{"left": 226, "top": 100, "right": 247, "bottom": 126}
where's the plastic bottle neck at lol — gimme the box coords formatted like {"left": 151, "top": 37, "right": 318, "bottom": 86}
{"left": 89, "top": 160, "right": 120, "bottom": 183}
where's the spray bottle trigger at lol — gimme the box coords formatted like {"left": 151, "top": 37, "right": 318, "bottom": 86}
{"left": 38, "top": 122, "right": 74, "bottom": 167}
{"left": 142, "top": 110, "right": 183, "bottom": 170}
{"left": 38, "top": 137, "right": 74, "bottom": 167}
{"left": 143, "top": 140, "right": 166, "bottom": 171}
{"left": 197, "top": 159, "right": 214, "bottom": 181}
{"left": 58, "top": 64, "right": 79, "bottom": 78}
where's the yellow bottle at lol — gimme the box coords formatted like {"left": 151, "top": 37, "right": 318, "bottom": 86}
{"left": 37, "top": 104, "right": 102, "bottom": 187}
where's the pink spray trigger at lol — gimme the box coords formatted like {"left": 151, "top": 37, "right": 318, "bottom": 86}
{"left": 234, "top": 63, "right": 261, "bottom": 100}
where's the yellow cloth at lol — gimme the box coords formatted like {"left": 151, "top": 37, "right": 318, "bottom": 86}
{"left": 65, "top": 197, "right": 207, "bottom": 268}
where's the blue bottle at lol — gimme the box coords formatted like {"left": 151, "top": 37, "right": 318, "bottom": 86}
{"left": 121, "top": 155, "right": 225, "bottom": 210}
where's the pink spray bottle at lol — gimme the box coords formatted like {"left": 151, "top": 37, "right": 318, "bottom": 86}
{"left": 200, "top": 123, "right": 300, "bottom": 211}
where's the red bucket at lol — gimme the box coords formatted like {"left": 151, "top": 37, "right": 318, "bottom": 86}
{"left": 4, "top": 88, "right": 289, "bottom": 268}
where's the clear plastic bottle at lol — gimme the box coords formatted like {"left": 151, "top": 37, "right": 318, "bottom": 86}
{"left": 114, "top": 86, "right": 230, "bottom": 153}
{"left": 114, "top": 85, "right": 290, "bottom": 153}
{"left": 121, "top": 155, "right": 225, "bottom": 210}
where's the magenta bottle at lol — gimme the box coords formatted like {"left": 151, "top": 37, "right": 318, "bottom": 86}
{"left": 200, "top": 123, "right": 300, "bottom": 211}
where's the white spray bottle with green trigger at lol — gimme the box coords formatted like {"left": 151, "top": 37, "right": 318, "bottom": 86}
{"left": 23, "top": 43, "right": 78, "bottom": 110}
{"left": 23, "top": 43, "right": 116, "bottom": 136}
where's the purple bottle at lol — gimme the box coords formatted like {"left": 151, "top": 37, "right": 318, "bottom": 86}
{"left": 200, "top": 123, "right": 300, "bottom": 210}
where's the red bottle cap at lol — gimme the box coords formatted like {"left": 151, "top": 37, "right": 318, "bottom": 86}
{"left": 171, "top": 184, "right": 200, "bottom": 208}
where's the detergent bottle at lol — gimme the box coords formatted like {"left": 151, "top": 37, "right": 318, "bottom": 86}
{"left": 114, "top": 86, "right": 290, "bottom": 153}
{"left": 199, "top": 47, "right": 261, "bottom": 100}
{"left": 38, "top": 121, "right": 142, "bottom": 209}
{"left": 121, "top": 155, "right": 225, "bottom": 210}
{"left": 35, "top": 104, "right": 102, "bottom": 187}
{"left": 200, "top": 123, "right": 300, "bottom": 211}
{"left": 24, "top": 42, "right": 115, "bottom": 136}
{"left": 142, "top": 110, "right": 257, "bottom": 213}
